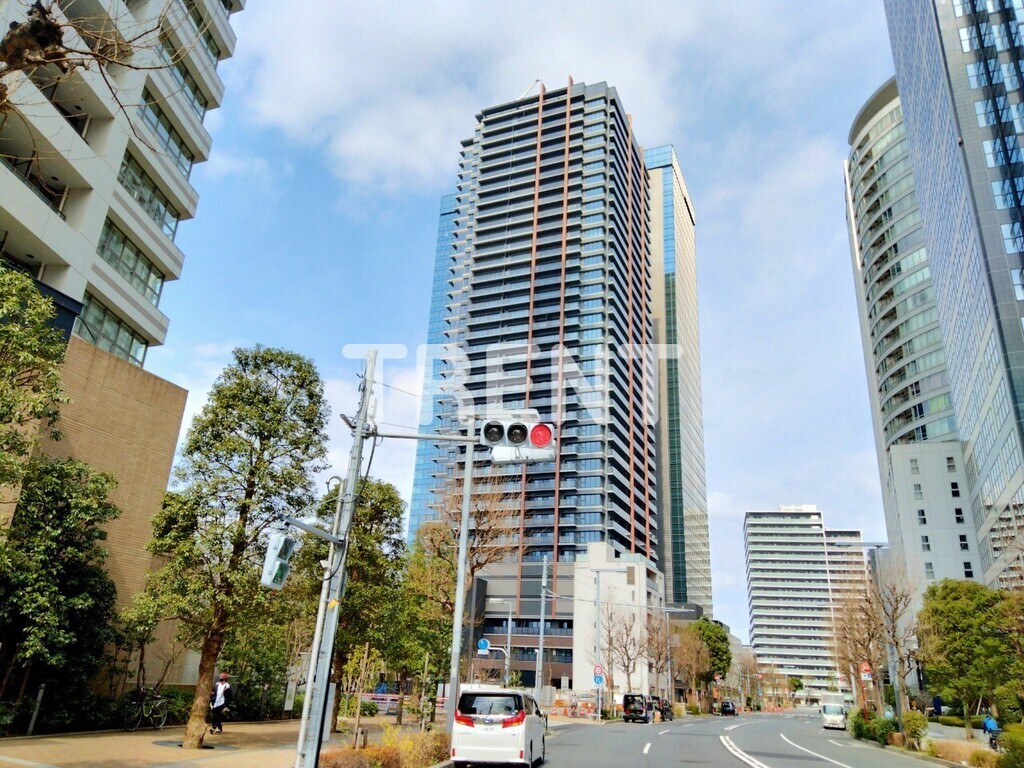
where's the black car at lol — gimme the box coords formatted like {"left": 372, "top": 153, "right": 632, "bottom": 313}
{"left": 720, "top": 701, "right": 738, "bottom": 716}
{"left": 622, "top": 693, "right": 651, "bottom": 723}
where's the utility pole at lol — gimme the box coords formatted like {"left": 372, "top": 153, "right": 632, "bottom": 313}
{"left": 295, "top": 351, "right": 376, "bottom": 768}
{"left": 446, "top": 419, "right": 475, "bottom": 733}
{"left": 535, "top": 556, "right": 548, "bottom": 703}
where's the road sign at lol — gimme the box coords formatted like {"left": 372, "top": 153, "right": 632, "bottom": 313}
{"left": 861, "top": 672, "right": 872, "bottom": 682}
{"left": 477, "top": 638, "right": 490, "bottom": 656}
{"left": 594, "top": 674, "right": 604, "bottom": 685}
{"left": 594, "top": 664, "right": 604, "bottom": 676}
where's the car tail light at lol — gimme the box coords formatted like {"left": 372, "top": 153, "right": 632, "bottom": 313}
{"left": 454, "top": 710, "right": 475, "bottom": 727}
{"left": 502, "top": 709, "right": 526, "bottom": 728}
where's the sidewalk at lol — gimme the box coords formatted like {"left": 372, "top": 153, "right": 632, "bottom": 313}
{"left": 0, "top": 713, "right": 624, "bottom": 768}
{"left": 0, "top": 717, "right": 427, "bottom": 768}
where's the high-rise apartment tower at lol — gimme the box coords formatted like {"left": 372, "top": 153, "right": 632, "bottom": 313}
{"left": 844, "top": 78, "right": 980, "bottom": 603}
{"left": 744, "top": 505, "right": 867, "bottom": 700}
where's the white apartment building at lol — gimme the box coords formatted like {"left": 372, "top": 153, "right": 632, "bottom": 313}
{"left": 1, "top": 0, "right": 239, "bottom": 358}
{"left": 744, "top": 505, "right": 867, "bottom": 701}
{"left": 571, "top": 542, "right": 664, "bottom": 699}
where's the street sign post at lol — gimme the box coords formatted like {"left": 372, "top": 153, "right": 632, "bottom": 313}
{"left": 477, "top": 638, "right": 491, "bottom": 656}
{"left": 594, "top": 674, "right": 604, "bottom": 686}
{"left": 593, "top": 664, "right": 604, "bottom": 676}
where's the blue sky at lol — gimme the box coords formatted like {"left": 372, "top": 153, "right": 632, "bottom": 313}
{"left": 146, "top": 1, "right": 896, "bottom": 644}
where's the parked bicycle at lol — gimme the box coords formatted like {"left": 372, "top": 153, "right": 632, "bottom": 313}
{"left": 123, "top": 687, "right": 168, "bottom": 731}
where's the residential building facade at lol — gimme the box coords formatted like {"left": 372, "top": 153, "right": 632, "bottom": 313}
{"left": 844, "top": 78, "right": 980, "bottom": 608}
{"left": 412, "top": 80, "right": 708, "bottom": 689}
{"left": 0, "top": 0, "right": 242, "bottom": 687}
{"left": 883, "top": 0, "right": 1024, "bottom": 586}
{"left": 744, "top": 505, "right": 867, "bottom": 700}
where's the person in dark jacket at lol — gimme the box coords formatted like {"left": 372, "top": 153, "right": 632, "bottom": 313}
{"left": 209, "top": 672, "right": 233, "bottom": 734}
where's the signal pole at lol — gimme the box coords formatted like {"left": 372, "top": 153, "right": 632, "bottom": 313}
{"left": 295, "top": 351, "right": 376, "bottom": 768}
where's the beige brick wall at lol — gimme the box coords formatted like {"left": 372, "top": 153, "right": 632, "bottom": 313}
{"left": 40, "top": 336, "right": 187, "bottom": 611}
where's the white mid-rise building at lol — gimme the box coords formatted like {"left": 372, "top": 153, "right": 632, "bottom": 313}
{"left": 744, "top": 505, "right": 867, "bottom": 700}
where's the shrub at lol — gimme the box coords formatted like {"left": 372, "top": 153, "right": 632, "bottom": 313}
{"left": 380, "top": 725, "right": 448, "bottom": 768}
{"left": 360, "top": 700, "right": 379, "bottom": 718}
{"left": 999, "top": 731, "right": 1024, "bottom": 768}
{"left": 156, "top": 688, "right": 194, "bottom": 725}
{"left": 874, "top": 717, "right": 897, "bottom": 746}
{"left": 903, "top": 710, "right": 929, "bottom": 751}
{"left": 361, "top": 746, "right": 400, "bottom": 768}
{"left": 995, "top": 686, "right": 1024, "bottom": 727}
{"left": 970, "top": 750, "right": 999, "bottom": 768}
{"left": 890, "top": 732, "right": 906, "bottom": 747}
{"left": 851, "top": 709, "right": 876, "bottom": 740}
{"left": 319, "top": 747, "right": 369, "bottom": 768}
{"left": 939, "top": 715, "right": 965, "bottom": 727}
{"left": 686, "top": 704, "right": 701, "bottom": 716}
{"left": 929, "top": 740, "right": 983, "bottom": 764}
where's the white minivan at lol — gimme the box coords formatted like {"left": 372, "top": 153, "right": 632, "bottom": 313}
{"left": 451, "top": 686, "right": 546, "bottom": 767}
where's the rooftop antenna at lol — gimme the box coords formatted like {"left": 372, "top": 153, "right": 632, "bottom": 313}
{"left": 518, "top": 79, "right": 541, "bottom": 100}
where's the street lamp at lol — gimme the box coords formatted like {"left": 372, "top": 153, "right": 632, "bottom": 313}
{"left": 488, "top": 598, "right": 513, "bottom": 686}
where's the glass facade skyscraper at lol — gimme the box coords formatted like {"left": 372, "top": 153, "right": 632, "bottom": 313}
{"left": 646, "top": 147, "right": 712, "bottom": 612}
{"left": 884, "top": 0, "right": 1024, "bottom": 585}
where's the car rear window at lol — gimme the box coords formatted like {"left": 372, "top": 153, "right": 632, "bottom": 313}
{"left": 458, "top": 693, "right": 523, "bottom": 716}
{"left": 624, "top": 695, "right": 644, "bottom": 708}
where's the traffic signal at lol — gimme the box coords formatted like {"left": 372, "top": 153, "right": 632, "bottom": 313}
{"left": 261, "top": 532, "right": 296, "bottom": 590}
{"left": 480, "top": 415, "right": 555, "bottom": 464}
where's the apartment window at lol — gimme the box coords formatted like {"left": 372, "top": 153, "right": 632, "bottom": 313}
{"left": 917, "top": 508, "right": 927, "bottom": 525}
{"left": 139, "top": 88, "right": 194, "bottom": 178}
{"left": 921, "top": 535, "right": 931, "bottom": 552}
{"left": 947, "top": 456, "right": 957, "bottom": 472}
{"left": 925, "top": 562, "right": 935, "bottom": 580}
{"left": 157, "top": 37, "right": 208, "bottom": 120}
{"left": 964, "top": 562, "right": 974, "bottom": 579}
{"left": 74, "top": 293, "right": 148, "bottom": 366}
{"left": 910, "top": 458, "right": 920, "bottom": 474}
{"left": 914, "top": 483, "right": 923, "bottom": 500}
{"left": 117, "top": 154, "right": 180, "bottom": 238}
{"left": 960, "top": 534, "right": 970, "bottom": 551}
{"left": 97, "top": 219, "right": 165, "bottom": 305}
{"left": 951, "top": 482, "right": 961, "bottom": 498}
{"left": 181, "top": 0, "right": 221, "bottom": 65}
{"left": 955, "top": 507, "right": 965, "bottom": 524}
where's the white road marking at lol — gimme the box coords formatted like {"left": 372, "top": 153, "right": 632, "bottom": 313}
{"left": 719, "top": 735, "right": 772, "bottom": 768}
{"left": 658, "top": 729, "right": 670, "bottom": 735}
{"left": 643, "top": 742, "right": 651, "bottom": 754}
{"left": 781, "top": 734, "right": 854, "bottom": 768}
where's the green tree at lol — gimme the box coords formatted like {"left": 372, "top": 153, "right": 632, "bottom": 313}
{"left": 693, "top": 617, "right": 732, "bottom": 683}
{"left": 137, "top": 346, "right": 329, "bottom": 748}
{"left": 917, "top": 579, "right": 1011, "bottom": 739}
{"left": 788, "top": 677, "right": 804, "bottom": 704}
{"left": 0, "top": 456, "right": 119, "bottom": 729}
{"left": 0, "top": 267, "right": 66, "bottom": 489}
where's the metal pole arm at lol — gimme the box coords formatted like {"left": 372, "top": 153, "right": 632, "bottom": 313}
{"left": 277, "top": 514, "right": 344, "bottom": 545}
{"left": 370, "top": 428, "right": 477, "bottom": 443}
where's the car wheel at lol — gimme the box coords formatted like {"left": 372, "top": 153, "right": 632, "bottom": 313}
{"left": 540, "top": 736, "right": 546, "bottom": 765}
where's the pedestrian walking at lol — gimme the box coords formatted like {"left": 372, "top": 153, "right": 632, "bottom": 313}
{"left": 209, "top": 672, "right": 233, "bottom": 734}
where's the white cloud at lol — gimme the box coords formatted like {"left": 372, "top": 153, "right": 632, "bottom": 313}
{"left": 227, "top": 1, "right": 888, "bottom": 196}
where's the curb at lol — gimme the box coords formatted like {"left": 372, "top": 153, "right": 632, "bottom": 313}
{"left": 850, "top": 737, "right": 986, "bottom": 768}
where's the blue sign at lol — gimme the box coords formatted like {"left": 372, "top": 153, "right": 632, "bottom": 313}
{"left": 594, "top": 674, "right": 604, "bottom": 685}
{"left": 477, "top": 638, "right": 490, "bottom": 652}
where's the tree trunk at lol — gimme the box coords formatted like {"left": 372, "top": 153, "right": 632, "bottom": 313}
{"left": 182, "top": 625, "right": 226, "bottom": 749}
{"left": 396, "top": 669, "right": 406, "bottom": 726}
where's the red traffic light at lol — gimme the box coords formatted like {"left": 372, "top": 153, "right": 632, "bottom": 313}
{"left": 529, "top": 423, "right": 552, "bottom": 448}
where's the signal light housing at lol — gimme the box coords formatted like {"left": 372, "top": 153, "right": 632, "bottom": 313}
{"left": 478, "top": 411, "right": 556, "bottom": 464}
